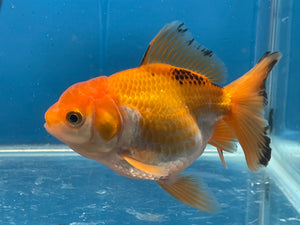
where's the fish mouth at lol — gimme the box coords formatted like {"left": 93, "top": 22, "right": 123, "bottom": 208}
{"left": 44, "top": 122, "right": 55, "bottom": 136}
{"left": 44, "top": 122, "right": 49, "bottom": 131}
{"left": 44, "top": 122, "right": 51, "bottom": 134}
{"left": 44, "top": 122, "right": 63, "bottom": 142}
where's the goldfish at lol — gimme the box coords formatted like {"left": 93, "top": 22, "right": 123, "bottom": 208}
{"left": 44, "top": 21, "right": 281, "bottom": 212}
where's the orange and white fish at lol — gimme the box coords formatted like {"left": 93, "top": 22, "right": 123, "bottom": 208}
{"left": 44, "top": 21, "right": 281, "bottom": 212}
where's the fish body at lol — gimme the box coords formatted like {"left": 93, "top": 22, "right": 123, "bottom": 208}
{"left": 106, "top": 63, "right": 229, "bottom": 178}
{"left": 44, "top": 21, "right": 281, "bottom": 212}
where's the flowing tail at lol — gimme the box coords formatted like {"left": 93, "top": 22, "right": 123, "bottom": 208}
{"left": 223, "top": 52, "right": 281, "bottom": 171}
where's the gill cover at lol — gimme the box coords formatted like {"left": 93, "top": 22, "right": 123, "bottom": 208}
{"left": 94, "top": 97, "right": 122, "bottom": 141}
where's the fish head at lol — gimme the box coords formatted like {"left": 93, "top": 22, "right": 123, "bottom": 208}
{"left": 44, "top": 77, "right": 122, "bottom": 155}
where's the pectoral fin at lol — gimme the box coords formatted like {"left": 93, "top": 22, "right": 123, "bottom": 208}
{"left": 121, "top": 154, "right": 168, "bottom": 176}
{"left": 157, "top": 175, "right": 219, "bottom": 213}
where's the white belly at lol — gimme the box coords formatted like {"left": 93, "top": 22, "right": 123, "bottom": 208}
{"left": 102, "top": 108, "right": 220, "bottom": 181}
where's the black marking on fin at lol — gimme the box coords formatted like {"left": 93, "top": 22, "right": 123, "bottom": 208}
{"left": 268, "top": 109, "right": 274, "bottom": 133}
{"left": 257, "top": 51, "right": 271, "bottom": 63}
{"left": 202, "top": 49, "right": 213, "bottom": 57}
{"left": 258, "top": 127, "right": 272, "bottom": 166}
{"left": 177, "top": 23, "right": 184, "bottom": 29}
{"left": 267, "top": 59, "right": 279, "bottom": 72}
{"left": 258, "top": 52, "right": 280, "bottom": 68}
{"left": 187, "top": 38, "right": 195, "bottom": 46}
{"left": 179, "top": 28, "right": 188, "bottom": 33}
{"left": 177, "top": 23, "right": 186, "bottom": 33}
{"left": 258, "top": 52, "right": 281, "bottom": 106}
{"left": 260, "top": 77, "right": 268, "bottom": 106}
{"left": 140, "top": 21, "right": 227, "bottom": 84}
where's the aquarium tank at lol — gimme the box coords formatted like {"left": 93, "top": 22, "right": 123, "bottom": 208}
{"left": 0, "top": 0, "right": 299, "bottom": 224}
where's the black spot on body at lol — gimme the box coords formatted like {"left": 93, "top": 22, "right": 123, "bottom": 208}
{"left": 173, "top": 69, "right": 179, "bottom": 75}
{"left": 172, "top": 68, "right": 208, "bottom": 86}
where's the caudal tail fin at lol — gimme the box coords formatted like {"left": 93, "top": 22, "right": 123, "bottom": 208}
{"left": 224, "top": 52, "right": 281, "bottom": 171}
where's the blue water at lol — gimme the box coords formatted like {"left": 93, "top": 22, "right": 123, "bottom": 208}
{"left": 0, "top": 0, "right": 265, "bottom": 144}
{"left": 0, "top": 0, "right": 300, "bottom": 224}
{"left": 0, "top": 148, "right": 299, "bottom": 225}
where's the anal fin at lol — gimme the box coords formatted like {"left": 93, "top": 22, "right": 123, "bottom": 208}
{"left": 157, "top": 175, "right": 219, "bottom": 213}
{"left": 209, "top": 119, "right": 237, "bottom": 153}
{"left": 217, "top": 148, "right": 228, "bottom": 169}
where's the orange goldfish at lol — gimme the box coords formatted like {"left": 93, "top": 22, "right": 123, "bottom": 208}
{"left": 44, "top": 21, "right": 281, "bottom": 212}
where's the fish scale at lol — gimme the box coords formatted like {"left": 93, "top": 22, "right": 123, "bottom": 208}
{"left": 44, "top": 21, "right": 281, "bottom": 212}
{"left": 108, "top": 63, "right": 228, "bottom": 158}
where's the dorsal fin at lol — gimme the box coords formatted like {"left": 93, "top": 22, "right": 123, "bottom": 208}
{"left": 141, "top": 21, "right": 227, "bottom": 84}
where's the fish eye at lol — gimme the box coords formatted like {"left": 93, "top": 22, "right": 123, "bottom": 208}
{"left": 66, "top": 111, "right": 84, "bottom": 127}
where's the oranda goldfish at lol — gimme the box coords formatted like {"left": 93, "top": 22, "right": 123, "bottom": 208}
{"left": 44, "top": 21, "right": 281, "bottom": 212}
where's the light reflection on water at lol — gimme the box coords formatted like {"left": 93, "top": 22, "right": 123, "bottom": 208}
{"left": 0, "top": 147, "right": 299, "bottom": 225}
